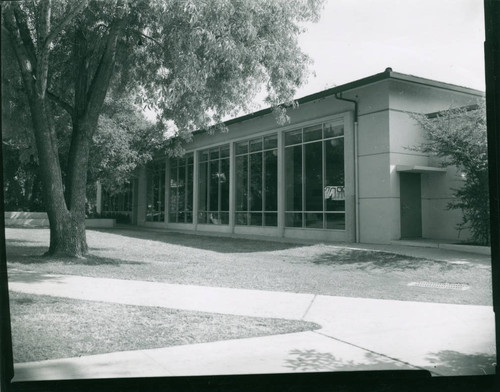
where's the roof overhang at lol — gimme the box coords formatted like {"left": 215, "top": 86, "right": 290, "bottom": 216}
{"left": 396, "top": 165, "right": 447, "bottom": 174}
{"left": 192, "top": 69, "right": 484, "bottom": 135}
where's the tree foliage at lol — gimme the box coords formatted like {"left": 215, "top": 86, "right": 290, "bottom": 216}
{"left": 89, "top": 93, "right": 162, "bottom": 194}
{"left": 2, "top": 0, "right": 324, "bottom": 256}
{"left": 411, "top": 101, "right": 490, "bottom": 245}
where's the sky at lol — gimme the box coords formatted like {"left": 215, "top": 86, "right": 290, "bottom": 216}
{"left": 292, "top": 0, "right": 485, "bottom": 100}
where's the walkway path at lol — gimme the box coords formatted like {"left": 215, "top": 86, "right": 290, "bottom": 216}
{"left": 8, "top": 270, "right": 496, "bottom": 381}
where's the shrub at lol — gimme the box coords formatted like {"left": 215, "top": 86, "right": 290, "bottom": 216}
{"left": 411, "top": 100, "right": 490, "bottom": 245}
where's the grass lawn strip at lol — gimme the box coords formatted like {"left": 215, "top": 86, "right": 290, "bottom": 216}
{"left": 9, "top": 291, "right": 320, "bottom": 363}
{"left": 6, "top": 228, "right": 493, "bottom": 306}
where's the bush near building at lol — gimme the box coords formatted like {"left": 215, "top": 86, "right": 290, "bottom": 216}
{"left": 412, "top": 100, "right": 490, "bottom": 245}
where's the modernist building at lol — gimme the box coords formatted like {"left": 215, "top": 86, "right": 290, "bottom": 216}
{"left": 99, "top": 68, "right": 483, "bottom": 244}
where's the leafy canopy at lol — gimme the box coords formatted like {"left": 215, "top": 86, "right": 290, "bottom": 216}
{"left": 45, "top": 0, "right": 324, "bottom": 139}
{"left": 411, "top": 101, "right": 490, "bottom": 245}
{"left": 3, "top": 0, "right": 324, "bottom": 204}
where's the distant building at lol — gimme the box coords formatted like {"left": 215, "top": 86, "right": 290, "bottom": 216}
{"left": 99, "top": 68, "right": 483, "bottom": 244}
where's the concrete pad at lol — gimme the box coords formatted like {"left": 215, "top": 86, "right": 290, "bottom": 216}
{"left": 303, "top": 295, "right": 496, "bottom": 376}
{"left": 8, "top": 272, "right": 496, "bottom": 378}
{"left": 4, "top": 218, "right": 50, "bottom": 228}
{"left": 8, "top": 272, "right": 314, "bottom": 320}
{"left": 5, "top": 212, "right": 48, "bottom": 219}
{"left": 12, "top": 332, "right": 416, "bottom": 381}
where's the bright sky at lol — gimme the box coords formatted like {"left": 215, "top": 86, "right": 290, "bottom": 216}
{"left": 294, "top": 0, "right": 485, "bottom": 99}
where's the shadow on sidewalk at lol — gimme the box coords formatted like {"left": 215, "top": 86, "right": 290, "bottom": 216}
{"left": 425, "top": 350, "right": 496, "bottom": 376}
{"left": 284, "top": 349, "right": 411, "bottom": 372}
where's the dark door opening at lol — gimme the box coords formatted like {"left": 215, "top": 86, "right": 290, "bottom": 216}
{"left": 400, "top": 173, "right": 422, "bottom": 238}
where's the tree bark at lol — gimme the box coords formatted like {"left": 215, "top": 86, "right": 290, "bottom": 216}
{"left": 3, "top": 2, "right": 88, "bottom": 257}
{"left": 4, "top": 1, "right": 124, "bottom": 257}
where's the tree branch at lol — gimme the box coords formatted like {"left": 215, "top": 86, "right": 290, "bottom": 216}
{"left": 47, "top": 90, "right": 74, "bottom": 118}
{"left": 73, "top": 24, "right": 89, "bottom": 120}
{"left": 35, "top": 0, "right": 52, "bottom": 97}
{"left": 127, "top": 28, "right": 162, "bottom": 46}
{"left": 12, "top": 5, "right": 37, "bottom": 68}
{"left": 84, "top": 16, "right": 125, "bottom": 127}
{"left": 2, "top": 6, "right": 37, "bottom": 99}
{"left": 43, "top": 0, "right": 89, "bottom": 51}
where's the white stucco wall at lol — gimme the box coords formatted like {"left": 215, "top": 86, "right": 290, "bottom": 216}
{"left": 387, "top": 79, "right": 482, "bottom": 242}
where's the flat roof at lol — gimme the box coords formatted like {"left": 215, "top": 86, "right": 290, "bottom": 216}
{"left": 194, "top": 68, "right": 484, "bottom": 134}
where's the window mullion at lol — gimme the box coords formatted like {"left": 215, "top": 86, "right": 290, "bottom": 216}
{"left": 207, "top": 158, "right": 211, "bottom": 218}
{"left": 246, "top": 155, "right": 252, "bottom": 226}
{"left": 175, "top": 162, "right": 179, "bottom": 223}
{"left": 301, "top": 134, "right": 305, "bottom": 228}
{"left": 262, "top": 149, "right": 265, "bottom": 225}
{"left": 185, "top": 158, "right": 189, "bottom": 223}
{"left": 218, "top": 155, "right": 222, "bottom": 217}
{"left": 322, "top": 139, "right": 326, "bottom": 229}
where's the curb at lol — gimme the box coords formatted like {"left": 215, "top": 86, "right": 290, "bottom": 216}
{"left": 391, "top": 240, "right": 490, "bottom": 256}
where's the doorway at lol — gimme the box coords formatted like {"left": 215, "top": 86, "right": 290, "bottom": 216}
{"left": 400, "top": 173, "right": 422, "bottom": 238}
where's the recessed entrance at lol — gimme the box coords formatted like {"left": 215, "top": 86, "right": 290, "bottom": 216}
{"left": 400, "top": 173, "right": 422, "bottom": 238}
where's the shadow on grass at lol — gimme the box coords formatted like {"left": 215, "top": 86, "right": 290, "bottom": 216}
{"left": 310, "top": 249, "right": 456, "bottom": 271}
{"left": 10, "top": 296, "right": 35, "bottom": 305}
{"left": 8, "top": 272, "right": 67, "bottom": 284}
{"left": 90, "top": 227, "right": 304, "bottom": 253}
{"left": 6, "top": 245, "right": 143, "bottom": 266}
{"left": 5, "top": 239, "right": 36, "bottom": 245}
{"left": 14, "top": 361, "right": 85, "bottom": 381}
{"left": 425, "top": 350, "right": 496, "bottom": 375}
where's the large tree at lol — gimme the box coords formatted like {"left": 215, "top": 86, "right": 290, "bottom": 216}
{"left": 2, "top": 0, "right": 323, "bottom": 257}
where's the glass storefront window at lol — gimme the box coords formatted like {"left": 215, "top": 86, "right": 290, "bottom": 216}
{"left": 198, "top": 145, "right": 230, "bottom": 224}
{"left": 285, "top": 129, "right": 302, "bottom": 146}
{"left": 284, "top": 145, "right": 302, "bottom": 211}
{"left": 235, "top": 134, "right": 278, "bottom": 227}
{"left": 101, "top": 182, "right": 134, "bottom": 223}
{"left": 284, "top": 121, "right": 345, "bottom": 230}
{"left": 146, "top": 160, "right": 166, "bottom": 222}
{"left": 168, "top": 153, "right": 194, "bottom": 223}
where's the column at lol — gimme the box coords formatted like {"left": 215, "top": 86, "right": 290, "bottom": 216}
{"left": 229, "top": 142, "right": 235, "bottom": 232}
{"left": 193, "top": 150, "right": 199, "bottom": 231}
{"left": 277, "top": 130, "right": 285, "bottom": 237}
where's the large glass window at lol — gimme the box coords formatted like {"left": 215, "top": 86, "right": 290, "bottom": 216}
{"left": 235, "top": 134, "right": 278, "bottom": 226}
{"left": 198, "top": 145, "right": 230, "bottom": 224}
{"left": 102, "top": 182, "right": 133, "bottom": 214}
{"left": 146, "top": 160, "right": 166, "bottom": 222}
{"left": 101, "top": 182, "right": 133, "bottom": 223}
{"left": 284, "top": 121, "right": 345, "bottom": 229}
{"left": 168, "top": 153, "right": 194, "bottom": 223}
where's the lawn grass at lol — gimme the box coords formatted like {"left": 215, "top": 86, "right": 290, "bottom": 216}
{"left": 9, "top": 291, "right": 320, "bottom": 363}
{"left": 6, "top": 227, "right": 493, "bottom": 305}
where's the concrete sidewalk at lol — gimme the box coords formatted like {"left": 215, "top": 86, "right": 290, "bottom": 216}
{"left": 8, "top": 271, "right": 496, "bottom": 381}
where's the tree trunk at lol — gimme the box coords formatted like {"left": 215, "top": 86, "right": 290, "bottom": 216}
{"left": 3, "top": 2, "right": 122, "bottom": 258}
{"left": 47, "top": 211, "right": 88, "bottom": 257}
{"left": 30, "top": 98, "right": 89, "bottom": 257}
